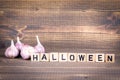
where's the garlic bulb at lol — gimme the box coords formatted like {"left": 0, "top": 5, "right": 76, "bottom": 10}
{"left": 15, "top": 36, "right": 24, "bottom": 50}
{"left": 34, "top": 35, "right": 45, "bottom": 53}
{"left": 21, "top": 45, "right": 35, "bottom": 59}
{"left": 5, "top": 40, "right": 19, "bottom": 58}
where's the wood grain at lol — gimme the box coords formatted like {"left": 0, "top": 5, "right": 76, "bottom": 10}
{"left": 0, "top": 0, "right": 120, "bottom": 10}
{"left": 0, "top": 1, "right": 120, "bottom": 79}
{"left": 0, "top": 55, "right": 120, "bottom": 80}
{"left": 0, "top": 0, "right": 120, "bottom": 52}
{"left": 0, "top": 0, "right": 120, "bottom": 26}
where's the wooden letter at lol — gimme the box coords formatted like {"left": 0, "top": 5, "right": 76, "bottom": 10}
{"left": 31, "top": 54, "right": 40, "bottom": 61}
{"left": 59, "top": 53, "right": 68, "bottom": 62}
{"left": 50, "top": 52, "right": 59, "bottom": 62}
{"left": 96, "top": 54, "right": 104, "bottom": 62}
{"left": 68, "top": 53, "right": 76, "bottom": 62}
{"left": 40, "top": 53, "right": 49, "bottom": 62}
{"left": 106, "top": 54, "right": 115, "bottom": 63}
{"left": 77, "top": 53, "right": 86, "bottom": 62}
{"left": 87, "top": 54, "right": 95, "bottom": 62}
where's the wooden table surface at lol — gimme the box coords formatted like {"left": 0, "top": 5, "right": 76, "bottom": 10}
{"left": 0, "top": 33, "right": 120, "bottom": 80}
{"left": 1, "top": 0, "right": 120, "bottom": 80}
{"left": 0, "top": 52, "right": 120, "bottom": 80}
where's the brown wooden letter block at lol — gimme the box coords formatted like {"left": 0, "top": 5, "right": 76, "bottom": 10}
{"left": 50, "top": 52, "right": 59, "bottom": 62}
{"left": 31, "top": 53, "right": 40, "bottom": 61}
{"left": 106, "top": 54, "right": 115, "bottom": 63}
{"left": 40, "top": 53, "right": 49, "bottom": 62}
{"left": 77, "top": 53, "right": 86, "bottom": 62}
{"left": 96, "top": 54, "right": 105, "bottom": 62}
{"left": 59, "top": 53, "right": 68, "bottom": 62}
{"left": 68, "top": 53, "right": 77, "bottom": 62}
{"left": 87, "top": 54, "right": 95, "bottom": 62}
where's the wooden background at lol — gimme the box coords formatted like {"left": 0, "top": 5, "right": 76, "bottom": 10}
{"left": 0, "top": 0, "right": 120, "bottom": 80}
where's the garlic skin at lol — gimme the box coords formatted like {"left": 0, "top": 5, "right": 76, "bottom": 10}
{"left": 21, "top": 45, "right": 35, "bottom": 59}
{"left": 5, "top": 40, "right": 19, "bottom": 58}
{"left": 34, "top": 35, "right": 45, "bottom": 53}
{"left": 15, "top": 37, "right": 24, "bottom": 50}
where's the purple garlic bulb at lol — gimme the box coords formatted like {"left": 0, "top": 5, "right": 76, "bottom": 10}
{"left": 20, "top": 45, "right": 35, "bottom": 59}
{"left": 15, "top": 36, "right": 24, "bottom": 50}
{"left": 5, "top": 40, "right": 19, "bottom": 58}
{"left": 34, "top": 35, "right": 45, "bottom": 53}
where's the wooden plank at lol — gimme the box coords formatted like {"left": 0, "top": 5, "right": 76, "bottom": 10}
{"left": 0, "top": 0, "right": 120, "bottom": 10}
{"left": 0, "top": 31, "right": 120, "bottom": 53}
{"left": 0, "top": 10, "right": 120, "bottom": 26}
{"left": 0, "top": 57, "right": 120, "bottom": 80}
{"left": 2, "top": 56, "right": 120, "bottom": 68}
{"left": 0, "top": 0, "right": 120, "bottom": 26}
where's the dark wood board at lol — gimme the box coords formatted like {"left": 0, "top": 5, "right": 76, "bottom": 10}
{"left": 0, "top": 0, "right": 120, "bottom": 80}
{"left": 0, "top": 55, "right": 120, "bottom": 80}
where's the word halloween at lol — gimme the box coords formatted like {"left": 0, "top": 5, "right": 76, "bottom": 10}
{"left": 31, "top": 53, "right": 115, "bottom": 63}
